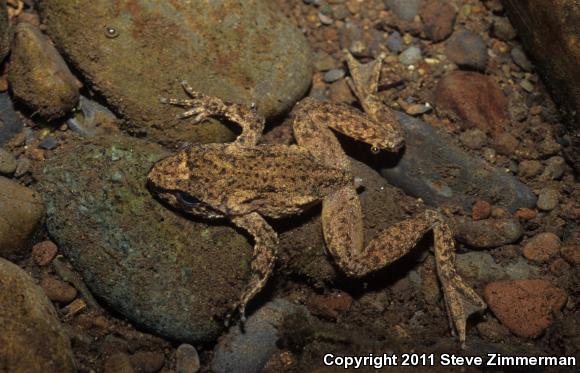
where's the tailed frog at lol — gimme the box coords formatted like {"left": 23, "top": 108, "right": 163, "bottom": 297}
{"left": 147, "top": 52, "right": 486, "bottom": 345}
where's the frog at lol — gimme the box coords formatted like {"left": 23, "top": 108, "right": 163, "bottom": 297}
{"left": 147, "top": 52, "right": 486, "bottom": 345}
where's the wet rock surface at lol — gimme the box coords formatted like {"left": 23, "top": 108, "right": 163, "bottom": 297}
{"left": 0, "top": 176, "right": 45, "bottom": 259}
{"left": 0, "top": 258, "right": 75, "bottom": 373}
{"left": 211, "top": 299, "right": 307, "bottom": 373}
{"left": 484, "top": 280, "right": 568, "bottom": 338}
{"left": 39, "top": 0, "right": 312, "bottom": 145}
{"left": 8, "top": 22, "right": 79, "bottom": 121}
{"left": 38, "top": 133, "right": 253, "bottom": 343}
{"left": 380, "top": 113, "right": 536, "bottom": 212}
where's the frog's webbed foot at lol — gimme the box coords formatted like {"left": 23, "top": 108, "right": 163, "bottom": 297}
{"left": 227, "top": 212, "right": 278, "bottom": 324}
{"left": 343, "top": 52, "right": 405, "bottom": 151}
{"left": 431, "top": 214, "right": 487, "bottom": 347}
{"left": 160, "top": 80, "right": 265, "bottom": 146}
{"left": 344, "top": 50, "right": 384, "bottom": 102}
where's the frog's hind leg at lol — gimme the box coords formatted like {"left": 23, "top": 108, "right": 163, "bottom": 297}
{"left": 160, "top": 81, "right": 265, "bottom": 146}
{"left": 230, "top": 212, "right": 279, "bottom": 322}
{"left": 322, "top": 198, "right": 486, "bottom": 345}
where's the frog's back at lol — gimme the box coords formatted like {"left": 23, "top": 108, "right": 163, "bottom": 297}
{"left": 187, "top": 143, "right": 352, "bottom": 218}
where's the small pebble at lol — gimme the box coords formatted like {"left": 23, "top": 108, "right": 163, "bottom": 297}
{"left": 404, "top": 103, "right": 431, "bottom": 116}
{"left": 493, "top": 133, "right": 519, "bottom": 155}
{"left": 32, "top": 240, "right": 58, "bottom": 266}
{"left": 515, "top": 208, "right": 537, "bottom": 220}
{"left": 129, "top": 351, "right": 165, "bottom": 373}
{"left": 541, "top": 156, "right": 566, "bottom": 180}
{"left": 0, "top": 147, "right": 17, "bottom": 175}
{"left": 472, "top": 200, "right": 492, "bottom": 220}
{"left": 510, "top": 46, "right": 533, "bottom": 71}
{"left": 482, "top": 147, "right": 497, "bottom": 162}
{"left": 318, "top": 12, "right": 333, "bottom": 25}
{"left": 176, "top": 344, "right": 200, "bottom": 373}
{"left": 518, "top": 160, "right": 542, "bottom": 178}
{"left": 522, "top": 232, "right": 561, "bottom": 263}
{"left": 519, "top": 79, "right": 534, "bottom": 92}
{"left": 104, "top": 353, "right": 134, "bottom": 373}
{"left": 40, "top": 276, "right": 78, "bottom": 303}
{"left": 398, "top": 46, "right": 422, "bottom": 65}
{"left": 39, "top": 135, "right": 58, "bottom": 150}
{"left": 313, "top": 51, "right": 338, "bottom": 72}
{"left": 476, "top": 319, "right": 511, "bottom": 343}
{"left": 445, "top": 29, "right": 488, "bottom": 71}
{"left": 491, "top": 17, "right": 517, "bottom": 41}
{"left": 459, "top": 129, "right": 487, "bottom": 149}
{"left": 560, "top": 245, "right": 580, "bottom": 265}
{"left": 549, "top": 258, "right": 570, "bottom": 276}
{"left": 386, "top": 31, "right": 403, "bottom": 53}
{"left": 491, "top": 207, "right": 510, "bottom": 219}
{"left": 328, "top": 79, "right": 355, "bottom": 103}
{"left": 536, "top": 188, "right": 559, "bottom": 211}
{"left": 455, "top": 218, "right": 523, "bottom": 248}
{"left": 323, "top": 68, "right": 345, "bottom": 83}
{"left": 385, "top": 0, "right": 422, "bottom": 21}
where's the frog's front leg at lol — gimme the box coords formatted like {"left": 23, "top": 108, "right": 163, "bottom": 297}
{"left": 230, "top": 212, "right": 279, "bottom": 321}
{"left": 160, "top": 81, "right": 265, "bottom": 146}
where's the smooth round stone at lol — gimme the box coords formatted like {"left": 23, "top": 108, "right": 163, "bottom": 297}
{"left": 38, "top": 133, "right": 253, "bottom": 343}
{"left": 399, "top": 46, "right": 422, "bottom": 65}
{"left": 0, "top": 258, "right": 75, "bottom": 373}
{"left": 8, "top": 22, "right": 80, "bottom": 121}
{"left": 0, "top": 176, "right": 45, "bottom": 259}
{"left": 39, "top": 0, "right": 312, "bottom": 145}
{"left": 0, "top": 147, "right": 17, "bottom": 174}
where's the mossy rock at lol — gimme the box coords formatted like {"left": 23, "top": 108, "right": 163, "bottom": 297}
{"left": 39, "top": 133, "right": 252, "bottom": 343}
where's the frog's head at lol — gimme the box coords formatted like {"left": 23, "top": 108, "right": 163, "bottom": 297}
{"left": 147, "top": 151, "right": 226, "bottom": 219}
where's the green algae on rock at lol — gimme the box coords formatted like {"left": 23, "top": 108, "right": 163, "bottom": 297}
{"left": 39, "top": 0, "right": 313, "bottom": 145}
{"left": 8, "top": 22, "right": 80, "bottom": 121}
{"left": 39, "top": 133, "right": 252, "bottom": 343}
{"left": 0, "top": 258, "right": 75, "bottom": 373}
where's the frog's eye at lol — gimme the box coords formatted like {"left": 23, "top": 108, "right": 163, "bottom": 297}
{"left": 177, "top": 192, "right": 200, "bottom": 207}
{"left": 370, "top": 146, "right": 380, "bottom": 154}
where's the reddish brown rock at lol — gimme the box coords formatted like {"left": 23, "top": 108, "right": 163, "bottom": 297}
{"left": 472, "top": 200, "right": 492, "bottom": 220}
{"left": 32, "top": 240, "right": 58, "bottom": 266}
{"left": 434, "top": 71, "right": 509, "bottom": 136}
{"left": 307, "top": 291, "right": 353, "bottom": 320}
{"left": 515, "top": 208, "right": 537, "bottom": 220}
{"left": 40, "top": 276, "right": 77, "bottom": 303}
{"left": 420, "top": 0, "right": 457, "bottom": 42}
{"left": 484, "top": 280, "right": 567, "bottom": 338}
{"left": 549, "top": 258, "right": 570, "bottom": 276}
{"left": 522, "top": 232, "right": 561, "bottom": 263}
{"left": 560, "top": 245, "right": 580, "bottom": 265}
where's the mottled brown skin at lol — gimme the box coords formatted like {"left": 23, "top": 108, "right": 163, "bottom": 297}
{"left": 148, "top": 54, "right": 486, "bottom": 345}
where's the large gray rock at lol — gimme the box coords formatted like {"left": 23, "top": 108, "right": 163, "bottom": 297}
{"left": 0, "top": 176, "right": 45, "bottom": 259}
{"left": 381, "top": 112, "right": 537, "bottom": 212}
{"left": 39, "top": 0, "right": 312, "bottom": 145}
{"left": 0, "top": 258, "right": 75, "bottom": 373}
{"left": 39, "top": 133, "right": 253, "bottom": 343}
